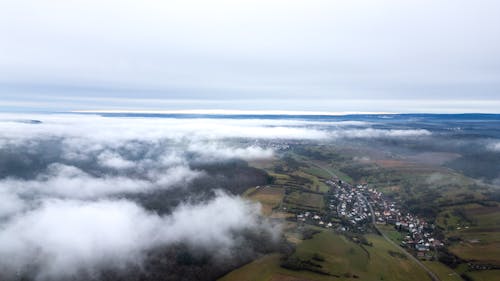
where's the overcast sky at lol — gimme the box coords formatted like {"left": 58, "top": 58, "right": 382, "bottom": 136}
{"left": 1, "top": 0, "right": 499, "bottom": 113}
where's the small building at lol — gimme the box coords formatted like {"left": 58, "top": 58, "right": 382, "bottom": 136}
{"left": 415, "top": 244, "right": 429, "bottom": 252}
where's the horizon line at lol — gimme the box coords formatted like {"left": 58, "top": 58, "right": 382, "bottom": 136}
{"left": 70, "top": 109, "right": 500, "bottom": 116}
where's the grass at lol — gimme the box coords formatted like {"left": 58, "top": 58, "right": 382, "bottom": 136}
{"left": 438, "top": 203, "right": 500, "bottom": 265}
{"left": 268, "top": 172, "right": 292, "bottom": 185}
{"left": 295, "top": 170, "right": 330, "bottom": 193}
{"left": 221, "top": 230, "right": 433, "bottom": 281}
{"left": 449, "top": 242, "right": 500, "bottom": 265}
{"left": 303, "top": 167, "right": 332, "bottom": 179}
{"left": 284, "top": 191, "right": 324, "bottom": 212}
{"left": 247, "top": 158, "right": 277, "bottom": 170}
{"left": 245, "top": 186, "right": 285, "bottom": 215}
{"left": 291, "top": 230, "right": 369, "bottom": 276}
{"left": 218, "top": 253, "right": 335, "bottom": 281}
{"left": 242, "top": 145, "right": 500, "bottom": 279}
{"left": 464, "top": 270, "right": 500, "bottom": 281}
{"left": 363, "top": 234, "right": 431, "bottom": 281}
{"left": 377, "top": 224, "right": 403, "bottom": 244}
{"left": 422, "top": 261, "right": 463, "bottom": 281}
{"left": 325, "top": 166, "right": 353, "bottom": 184}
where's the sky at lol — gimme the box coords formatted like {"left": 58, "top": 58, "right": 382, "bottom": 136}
{"left": 1, "top": 0, "right": 499, "bottom": 113}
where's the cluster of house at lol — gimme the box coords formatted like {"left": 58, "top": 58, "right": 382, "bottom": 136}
{"left": 327, "top": 181, "right": 371, "bottom": 226}
{"left": 396, "top": 218, "right": 444, "bottom": 252}
{"left": 296, "top": 211, "right": 334, "bottom": 228}
{"left": 294, "top": 180, "right": 371, "bottom": 232}
{"left": 291, "top": 175, "right": 443, "bottom": 259}
{"left": 293, "top": 177, "right": 443, "bottom": 258}
{"left": 365, "top": 188, "right": 444, "bottom": 253}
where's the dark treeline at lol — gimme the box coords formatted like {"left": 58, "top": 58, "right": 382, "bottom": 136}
{"left": 132, "top": 160, "right": 271, "bottom": 214}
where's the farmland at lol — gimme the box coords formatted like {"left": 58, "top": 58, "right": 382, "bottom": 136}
{"left": 238, "top": 142, "right": 500, "bottom": 281}
{"left": 221, "top": 229, "right": 432, "bottom": 281}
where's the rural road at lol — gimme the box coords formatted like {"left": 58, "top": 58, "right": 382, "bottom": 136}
{"left": 310, "top": 162, "right": 441, "bottom": 281}
{"left": 360, "top": 194, "right": 441, "bottom": 281}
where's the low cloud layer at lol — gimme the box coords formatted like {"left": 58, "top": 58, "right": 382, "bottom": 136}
{"left": 188, "top": 143, "right": 274, "bottom": 161}
{"left": 333, "top": 128, "right": 432, "bottom": 139}
{"left": 488, "top": 141, "right": 500, "bottom": 152}
{"left": 0, "top": 193, "right": 276, "bottom": 281}
{"left": 0, "top": 114, "right": 330, "bottom": 145}
{"left": 0, "top": 163, "right": 203, "bottom": 200}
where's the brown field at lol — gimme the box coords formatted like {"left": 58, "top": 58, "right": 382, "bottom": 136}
{"left": 284, "top": 191, "right": 324, "bottom": 211}
{"left": 449, "top": 242, "right": 500, "bottom": 265}
{"left": 385, "top": 185, "right": 401, "bottom": 192}
{"left": 247, "top": 157, "right": 278, "bottom": 170}
{"left": 375, "top": 159, "right": 420, "bottom": 169}
{"left": 444, "top": 203, "right": 500, "bottom": 265}
{"left": 466, "top": 204, "right": 500, "bottom": 216}
{"left": 374, "top": 159, "right": 446, "bottom": 173}
{"left": 246, "top": 186, "right": 285, "bottom": 215}
{"left": 406, "top": 152, "right": 461, "bottom": 166}
{"left": 270, "top": 212, "right": 295, "bottom": 219}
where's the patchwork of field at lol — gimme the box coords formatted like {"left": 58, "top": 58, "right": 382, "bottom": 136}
{"left": 437, "top": 202, "right": 500, "bottom": 265}
{"left": 244, "top": 146, "right": 500, "bottom": 281}
{"left": 251, "top": 156, "right": 330, "bottom": 213}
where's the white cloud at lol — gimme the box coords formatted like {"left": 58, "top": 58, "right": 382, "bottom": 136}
{"left": 188, "top": 143, "right": 274, "bottom": 161}
{"left": 0, "top": 113, "right": 329, "bottom": 144}
{"left": 1, "top": 163, "right": 202, "bottom": 199}
{"left": 148, "top": 165, "right": 203, "bottom": 187}
{"left": 0, "top": 193, "right": 275, "bottom": 280}
{"left": 333, "top": 128, "right": 432, "bottom": 138}
{"left": 158, "top": 191, "right": 277, "bottom": 251}
{"left": 97, "top": 151, "right": 135, "bottom": 169}
{"left": 0, "top": 188, "right": 26, "bottom": 218}
{"left": 488, "top": 141, "right": 500, "bottom": 152}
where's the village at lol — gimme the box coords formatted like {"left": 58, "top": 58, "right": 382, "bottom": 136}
{"left": 294, "top": 177, "right": 443, "bottom": 260}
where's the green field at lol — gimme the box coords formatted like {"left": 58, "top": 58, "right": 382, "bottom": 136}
{"left": 295, "top": 170, "right": 330, "bottom": 193}
{"left": 377, "top": 224, "right": 404, "bottom": 244}
{"left": 437, "top": 203, "right": 500, "bottom": 265}
{"left": 464, "top": 270, "right": 500, "bottom": 281}
{"left": 284, "top": 190, "right": 325, "bottom": 212}
{"left": 219, "top": 253, "right": 336, "bottom": 281}
{"left": 236, "top": 145, "right": 500, "bottom": 281}
{"left": 422, "top": 261, "right": 463, "bottom": 281}
{"left": 303, "top": 166, "right": 331, "bottom": 178}
{"left": 220, "top": 230, "right": 432, "bottom": 281}
{"left": 323, "top": 165, "right": 354, "bottom": 184}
